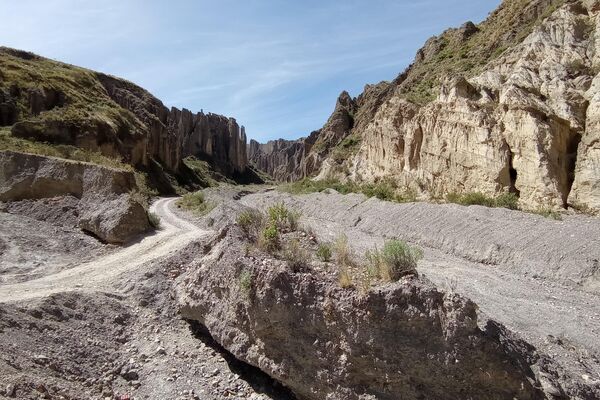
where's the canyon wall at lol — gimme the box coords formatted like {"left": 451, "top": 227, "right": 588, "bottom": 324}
{"left": 250, "top": 0, "right": 600, "bottom": 212}
{"left": 98, "top": 74, "right": 248, "bottom": 175}
{"left": 0, "top": 47, "right": 248, "bottom": 178}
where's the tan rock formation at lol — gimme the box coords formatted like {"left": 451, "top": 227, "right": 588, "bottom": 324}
{"left": 251, "top": 0, "right": 600, "bottom": 212}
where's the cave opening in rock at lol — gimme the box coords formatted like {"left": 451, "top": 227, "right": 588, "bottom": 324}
{"left": 186, "top": 320, "right": 297, "bottom": 400}
{"left": 564, "top": 133, "right": 582, "bottom": 208}
{"left": 508, "top": 150, "right": 520, "bottom": 197}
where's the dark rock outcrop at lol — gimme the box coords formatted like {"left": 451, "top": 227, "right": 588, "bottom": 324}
{"left": 178, "top": 225, "right": 546, "bottom": 400}
{"left": 97, "top": 73, "right": 248, "bottom": 175}
{"left": 0, "top": 150, "right": 150, "bottom": 243}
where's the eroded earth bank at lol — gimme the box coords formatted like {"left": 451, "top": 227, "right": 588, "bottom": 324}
{"left": 1, "top": 185, "right": 599, "bottom": 400}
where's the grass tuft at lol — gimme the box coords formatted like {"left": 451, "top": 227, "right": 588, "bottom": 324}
{"left": 446, "top": 191, "right": 519, "bottom": 210}
{"left": 258, "top": 222, "right": 279, "bottom": 253}
{"left": 239, "top": 270, "right": 253, "bottom": 296}
{"left": 280, "top": 178, "right": 416, "bottom": 204}
{"left": 316, "top": 243, "right": 333, "bottom": 262}
{"left": 177, "top": 191, "right": 215, "bottom": 216}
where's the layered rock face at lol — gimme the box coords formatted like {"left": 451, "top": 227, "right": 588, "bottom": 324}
{"left": 249, "top": 85, "right": 391, "bottom": 182}
{"left": 248, "top": 137, "right": 311, "bottom": 182}
{"left": 178, "top": 225, "right": 546, "bottom": 400}
{"left": 0, "top": 151, "right": 150, "bottom": 243}
{"left": 98, "top": 74, "right": 248, "bottom": 175}
{"left": 0, "top": 48, "right": 248, "bottom": 178}
{"left": 251, "top": 0, "right": 600, "bottom": 212}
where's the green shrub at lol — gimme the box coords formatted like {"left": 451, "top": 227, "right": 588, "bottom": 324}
{"left": 268, "top": 201, "right": 289, "bottom": 225}
{"left": 531, "top": 207, "right": 563, "bottom": 220}
{"left": 283, "top": 239, "right": 309, "bottom": 272}
{"left": 449, "top": 192, "right": 495, "bottom": 207}
{"left": 266, "top": 202, "right": 301, "bottom": 232}
{"left": 177, "top": 191, "right": 214, "bottom": 215}
{"left": 494, "top": 192, "right": 519, "bottom": 210}
{"left": 237, "top": 210, "right": 263, "bottom": 235}
{"left": 316, "top": 243, "right": 333, "bottom": 262}
{"left": 148, "top": 212, "right": 161, "bottom": 229}
{"left": 259, "top": 223, "right": 279, "bottom": 253}
{"left": 280, "top": 178, "right": 417, "bottom": 204}
{"left": 446, "top": 191, "right": 519, "bottom": 210}
{"left": 279, "top": 178, "right": 359, "bottom": 195}
{"left": 380, "top": 239, "right": 422, "bottom": 281}
{"left": 239, "top": 270, "right": 253, "bottom": 295}
{"left": 364, "top": 240, "right": 422, "bottom": 282}
{"left": 362, "top": 181, "right": 396, "bottom": 201}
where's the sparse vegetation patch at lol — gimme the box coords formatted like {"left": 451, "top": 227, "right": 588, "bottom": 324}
{"left": 280, "top": 178, "right": 416, "bottom": 204}
{"left": 177, "top": 191, "right": 215, "bottom": 216}
{"left": 316, "top": 243, "right": 332, "bottom": 262}
{"left": 446, "top": 191, "right": 519, "bottom": 210}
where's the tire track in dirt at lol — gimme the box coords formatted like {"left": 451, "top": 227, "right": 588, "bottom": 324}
{"left": 0, "top": 198, "right": 210, "bottom": 303}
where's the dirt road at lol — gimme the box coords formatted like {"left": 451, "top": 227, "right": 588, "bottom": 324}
{"left": 0, "top": 197, "right": 209, "bottom": 303}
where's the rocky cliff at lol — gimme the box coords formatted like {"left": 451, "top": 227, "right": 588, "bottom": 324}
{"left": 250, "top": 0, "right": 600, "bottom": 213}
{"left": 0, "top": 47, "right": 248, "bottom": 183}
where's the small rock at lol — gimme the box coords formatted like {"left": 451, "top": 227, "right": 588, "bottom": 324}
{"left": 33, "top": 355, "right": 49, "bottom": 364}
{"left": 5, "top": 384, "right": 16, "bottom": 397}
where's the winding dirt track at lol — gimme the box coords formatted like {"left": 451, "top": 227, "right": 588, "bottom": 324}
{"left": 0, "top": 198, "right": 208, "bottom": 303}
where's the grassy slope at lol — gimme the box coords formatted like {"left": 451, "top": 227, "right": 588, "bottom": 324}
{"left": 0, "top": 127, "right": 132, "bottom": 171}
{"left": 0, "top": 48, "right": 241, "bottom": 195}
{"left": 0, "top": 47, "right": 144, "bottom": 138}
{"left": 397, "top": 0, "right": 566, "bottom": 104}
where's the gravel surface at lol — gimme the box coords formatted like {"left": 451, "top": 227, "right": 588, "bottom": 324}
{"left": 1, "top": 187, "right": 599, "bottom": 398}
{"left": 0, "top": 197, "right": 294, "bottom": 399}
{"left": 0, "top": 212, "right": 109, "bottom": 284}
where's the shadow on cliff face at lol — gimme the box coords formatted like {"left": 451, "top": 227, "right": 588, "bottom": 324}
{"left": 186, "top": 320, "right": 297, "bottom": 400}
{"left": 564, "top": 132, "right": 582, "bottom": 208}
{"left": 139, "top": 155, "right": 265, "bottom": 196}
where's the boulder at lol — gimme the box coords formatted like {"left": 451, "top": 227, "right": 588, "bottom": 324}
{"left": 0, "top": 150, "right": 150, "bottom": 243}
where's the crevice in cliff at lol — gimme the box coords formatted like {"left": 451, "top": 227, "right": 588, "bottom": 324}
{"left": 186, "top": 320, "right": 297, "bottom": 400}
{"left": 564, "top": 132, "right": 582, "bottom": 208}
{"left": 507, "top": 147, "right": 520, "bottom": 197}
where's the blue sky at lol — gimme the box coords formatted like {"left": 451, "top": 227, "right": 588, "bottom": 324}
{"left": 1, "top": 0, "right": 500, "bottom": 142}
